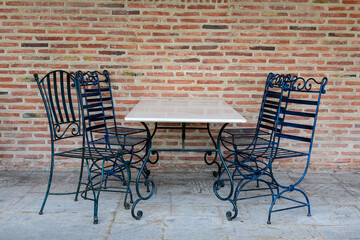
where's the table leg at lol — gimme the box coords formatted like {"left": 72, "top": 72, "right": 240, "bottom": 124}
{"left": 213, "top": 123, "right": 238, "bottom": 221}
{"left": 204, "top": 123, "right": 221, "bottom": 177}
{"left": 131, "top": 122, "right": 156, "bottom": 220}
{"left": 181, "top": 123, "right": 186, "bottom": 149}
{"left": 148, "top": 122, "right": 160, "bottom": 165}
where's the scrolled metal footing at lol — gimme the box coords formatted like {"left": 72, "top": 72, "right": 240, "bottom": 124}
{"left": 307, "top": 213, "right": 312, "bottom": 217}
{"left": 135, "top": 210, "right": 143, "bottom": 220}
{"left": 226, "top": 211, "right": 234, "bottom": 221}
{"left": 124, "top": 203, "right": 130, "bottom": 210}
{"left": 217, "top": 180, "right": 225, "bottom": 188}
{"left": 131, "top": 199, "right": 145, "bottom": 220}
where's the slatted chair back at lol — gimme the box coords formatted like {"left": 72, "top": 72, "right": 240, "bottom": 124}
{"left": 250, "top": 73, "right": 291, "bottom": 147}
{"left": 74, "top": 70, "right": 117, "bottom": 148}
{"left": 275, "top": 75, "right": 328, "bottom": 156}
{"left": 35, "top": 70, "right": 81, "bottom": 142}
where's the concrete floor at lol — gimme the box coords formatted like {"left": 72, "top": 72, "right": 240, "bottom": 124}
{"left": 0, "top": 170, "right": 359, "bottom": 240}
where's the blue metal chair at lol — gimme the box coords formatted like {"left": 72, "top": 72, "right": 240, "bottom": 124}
{"left": 74, "top": 70, "right": 152, "bottom": 180}
{"left": 265, "top": 75, "right": 328, "bottom": 224}
{"left": 214, "top": 73, "right": 288, "bottom": 220}
{"left": 35, "top": 70, "right": 128, "bottom": 224}
{"left": 74, "top": 70, "right": 150, "bottom": 224}
{"left": 215, "top": 73, "right": 328, "bottom": 223}
{"left": 74, "top": 70, "right": 155, "bottom": 221}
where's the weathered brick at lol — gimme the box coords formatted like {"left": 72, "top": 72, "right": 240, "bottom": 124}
{"left": 99, "top": 3, "right": 124, "bottom": 8}
{"left": 112, "top": 10, "right": 140, "bottom": 15}
{"left": 202, "top": 25, "right": 229, "bottom": 29}
{"left": 21, "top": 43, "right": 48, "bottom": 48}
{"left": 249, "top": 46, "right": 275, "bottom": 51}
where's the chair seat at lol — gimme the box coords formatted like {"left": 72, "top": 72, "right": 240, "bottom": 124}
{"left": 237, "top": 146, "right": 308, "bottom": 160}
{"left": 91, "top": 136, "right": 147, "bottom": 147}
{"left": 224, "top": 128, "right": 269, "bottom": 136}
{"left": 55, "top": 147, "right": 125, "bottom": 159}
{"left": 222, "top": 136, "right": 270, "bottom": 146}
{"left": 94, "top": 126, "right": 146, "bottom": 136}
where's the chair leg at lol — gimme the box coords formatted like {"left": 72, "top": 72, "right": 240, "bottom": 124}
{"left": 123, "top": 161, "right": 132, "bottom": 209}
{"left": 74, "top": 157, "right": 85, "bottom": 202}
{"left": 267, "top": 187, "right": 311, "bottom": 224}
{"left": 39, "top": 156, "right": 55, "bottom": 215}
{"left": 85, "top": 158, "right": 105, "bottom": 224}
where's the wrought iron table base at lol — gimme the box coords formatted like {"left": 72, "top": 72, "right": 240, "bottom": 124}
{"left": 150, "top": 122, "right": 221, "bottom": 175}
{"left": 130, "top": 122, "right": 223, "bottom": 220}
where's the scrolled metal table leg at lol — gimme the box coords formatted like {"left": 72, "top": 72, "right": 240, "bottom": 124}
{"left": 131, "top": 122, "right": 156, "bottom": 220}
{"left": 213, "top": 123, "right": 238, "bottom": 221}
{"left": 204, "top": 151, "right": 220, "bottom": 177}
{"left": 204, "top": 123, "right": 221, "bottom": 177}
{"left": 149, "top": 150, "right": 159, "bottom": 165}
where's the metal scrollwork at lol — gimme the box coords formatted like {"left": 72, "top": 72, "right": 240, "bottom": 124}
{"left": 75, "top": 71, "right": 96, "bottom": 85}
{"left": 284, "top": 75, "right": 328, "bottom": 92}
{"left": 268, "top": 73, "right": 292, "bottom": 88}
{"left": 53, "top": 121, "right": 80, "bottom": 140}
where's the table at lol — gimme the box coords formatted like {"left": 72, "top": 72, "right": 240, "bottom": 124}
{"left": 124, "top": 98, "right": 246, "bottom": 220}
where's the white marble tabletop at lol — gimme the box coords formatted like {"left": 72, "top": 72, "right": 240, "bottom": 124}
{"left": 124, "top": 98, "right": 247, "bottom": 123}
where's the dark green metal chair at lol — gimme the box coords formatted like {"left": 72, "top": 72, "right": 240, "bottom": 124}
{"left": 35, "top": 70, "right": 131, "bottom": 224}
{"left": 74, "top": 70, "right": 152, "bottom": 223}
{"left": 214, "top": 73, "right": 288, "bottom": 220}
{"left": 74, "top": 70, "right": 155, "bottom": 221}
{"left": 35, "top": 70, "right": 85, "bottom": 216}
{"left": 74, "top": 70, "right": 150, "bottom": 178}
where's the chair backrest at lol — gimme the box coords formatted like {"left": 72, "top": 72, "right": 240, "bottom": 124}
{"left": 74, "top": 70, "right": 117, "bottom": 148}
{"left": 252, "top": 73, "right": 291, "bottom": 145}
{"left": 35, "top": 70, "right": 81, "bottom": 142}
{"left": 275, "top": 75, "right": 328, "bottom": 155}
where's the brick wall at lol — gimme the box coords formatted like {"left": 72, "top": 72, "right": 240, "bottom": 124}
{"left": 0, "top": 0, "right": 359, "bottom": 172}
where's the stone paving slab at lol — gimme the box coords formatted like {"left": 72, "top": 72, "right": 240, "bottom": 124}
{"left": 0, "top": 171, "right": 359, "bottom": 240}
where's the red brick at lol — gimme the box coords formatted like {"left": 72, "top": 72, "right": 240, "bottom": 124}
{"left": 0, "top": 7, "right": 18, "bottom": 13}
{"left": 6, "top": 1, "right": 33, "bottom": 6}
{"left": 173, "top": 25, "right": 201, "bottom": 30}
{"left": 328, "top": 19, "right": 356, "bottom": 24}
{"left": 188, "top": 5, "right": 215, "bottom": 10}
{"left": 143, "top": 24, "right": 171, "bottom": 30}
